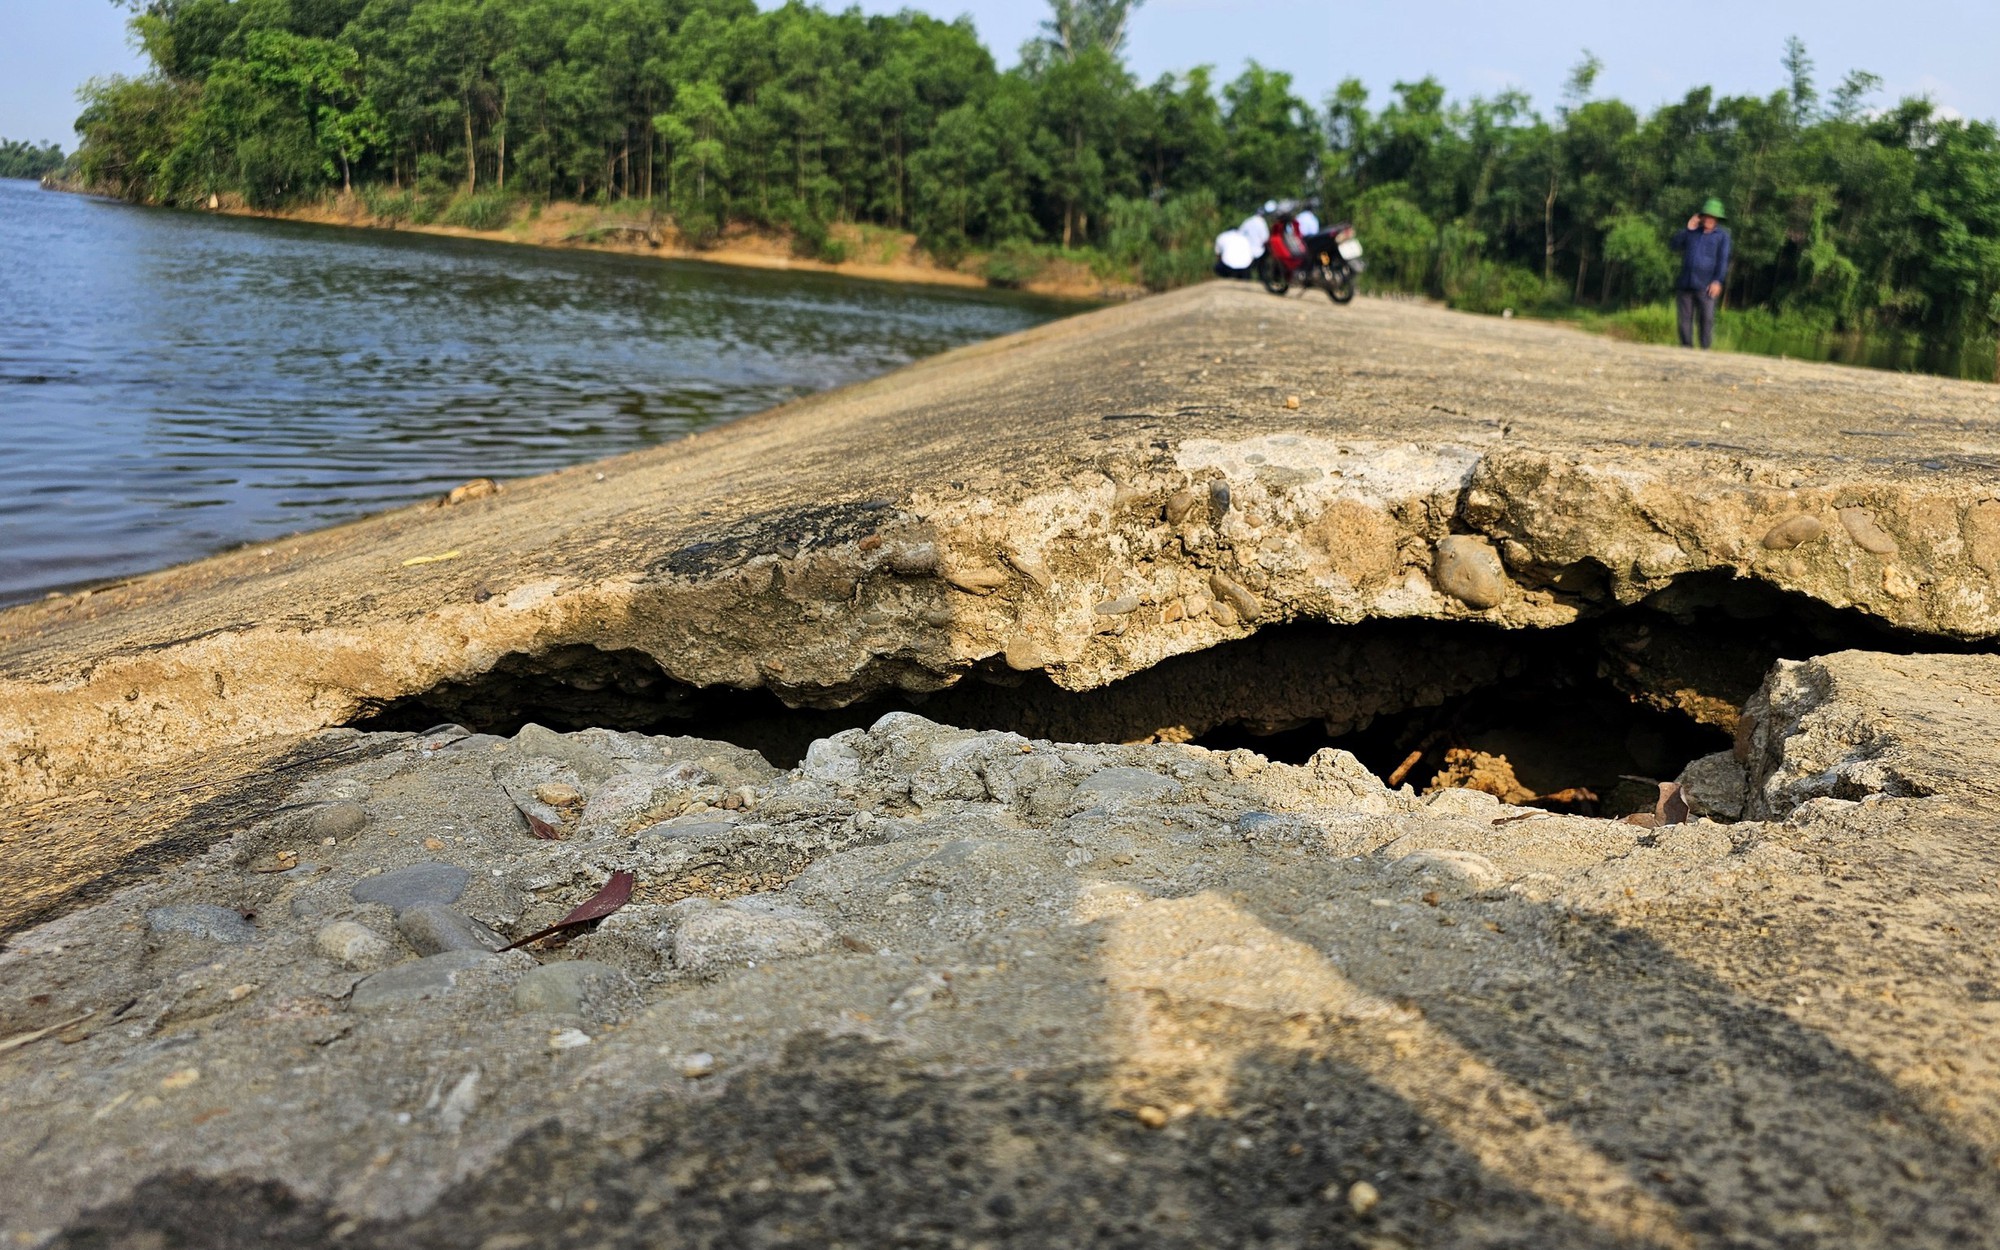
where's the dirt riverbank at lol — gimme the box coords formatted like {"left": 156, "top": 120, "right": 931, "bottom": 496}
{"left": 206, "top": 191, "right": 1138, "bottom": 302}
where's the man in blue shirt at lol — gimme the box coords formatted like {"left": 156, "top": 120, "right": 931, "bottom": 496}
{"left": 1670, "top": 198, "right": 1732, "bottom": 349}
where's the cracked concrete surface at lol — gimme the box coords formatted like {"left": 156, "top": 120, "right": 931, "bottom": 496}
{"left": 5, "top": 286, "right": 2000, "bottom": 1248}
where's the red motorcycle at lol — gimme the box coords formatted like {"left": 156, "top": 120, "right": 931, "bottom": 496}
{"left": 1258, "top": 209, "right": 1364, "bottom": 304}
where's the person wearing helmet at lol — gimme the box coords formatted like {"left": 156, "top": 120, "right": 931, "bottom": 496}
{"left": 1670, "top": 198, "right": 1732, "bottom": 350}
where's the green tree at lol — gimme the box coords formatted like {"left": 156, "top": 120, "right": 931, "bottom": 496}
{"left": 1218, "top": 63, "right": 1314, "bottom": 207}
{"left": 1033, "top": 0, "right": 1144, "bottom": 64}
{"left": 73, "top": 0, "right": 2000, "bottom": 371}
{"left": 0, "top": 140, "right": 67, "bottom": 180}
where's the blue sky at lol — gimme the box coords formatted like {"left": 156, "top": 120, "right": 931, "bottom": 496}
{"left": 3, "top": 0, "right": 1994, "bottom": 147}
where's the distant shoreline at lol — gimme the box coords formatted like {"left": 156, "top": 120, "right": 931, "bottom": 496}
{"left": 153, "top": 189, "right": 1133, "bottom": 303}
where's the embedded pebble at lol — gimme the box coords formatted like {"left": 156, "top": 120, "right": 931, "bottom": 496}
{"left": 670, "top": 898, "right": 836, "bottom": 974}
{"left": 313, "top": 921, "right": 396, "bottom": 969}
{"left": 1233, "top": 811, "right": 1286, "bottom": 835}
{"left": 547, "top": 1028, "right": 593, "bottom": 1052}
{"left": 1206, "top": 571, "right": 1262, "bottom": 622}
{"left": 146, "top": 905, "right": 256, "bottom": 944}
{"left": 1094, "top": 594, "right": 1142, "bottom": 616}
{"left": 678, "top": 1052, "right": 717, "bottom": 1079}
{"left": 351, "top": 862, "right": 470, "bottom": 912}
{"left": 513, "top": 961, "right": 629, "bottom": 1014}
{"left": 1348, "top": 1181, "right": 1380, "bottom": 1216}
{"left": 307, "top": 802, "right": 368, "bottom": 841}
{"left": 350, "top": 951, "right": 496, "bottom": 1010}
{"left": 534, "top": 782, "right": 583, "bottom": 807}
{"left": 1838, "top": 506, "right": 1899, "bottom": 554}
{"left": 1761, "top": 514, "right": 1825, "bottom": 550}
{"left": 397, "top": 905, "right": 508, "bottom": 956}
{"left": 1163, "top": 488, "right": 1202, "bottom": 524}
{"left": 886, "top": 543, "right": 939, "bottom": 576}
{"left": 1207, "top": 479, "right": 1232, "bottom": 520}
{"left": 1432, "top": 535, "right": 1509, "bottom": 609}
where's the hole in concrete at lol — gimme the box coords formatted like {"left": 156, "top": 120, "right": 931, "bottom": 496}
{"left": 349, "top": 575, "right": 1957, "bottom": 818}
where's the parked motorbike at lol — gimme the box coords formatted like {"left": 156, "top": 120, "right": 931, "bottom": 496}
{"left": 1258, "top": 211, "right": 1364, "bottom": 303}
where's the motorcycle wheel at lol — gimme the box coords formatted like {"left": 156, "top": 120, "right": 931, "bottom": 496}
{"left": 1327, "top": 269, "right": 1356, "bottom": 304}
{"left": 1258, "top": 256, "right": 1290, "bottom": 295}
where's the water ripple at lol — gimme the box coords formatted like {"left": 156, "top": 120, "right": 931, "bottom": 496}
{"left": 0, "top": 181, "right": 1066, "bottom": 603}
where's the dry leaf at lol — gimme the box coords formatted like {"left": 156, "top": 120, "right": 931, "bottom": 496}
{"left": 515, "top": 801, "right": 565, "bottom": 841}
{"left": 501, "top": 872, "right": 635, "bottom": 952}
{"left": 1655, "top": 781, "right": 1690, "bottom": 827}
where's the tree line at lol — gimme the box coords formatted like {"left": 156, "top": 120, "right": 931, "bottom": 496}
{"left": 0, "top": 140, "right": 66, "bottom": 180}
{"left": 71, "top": 0, "right": 2000, "bottom": 369}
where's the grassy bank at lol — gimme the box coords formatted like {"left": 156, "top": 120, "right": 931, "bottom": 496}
{"left": 1357, "top": 241, "right": 1998, "bottom": 383}
{"left": 1571, "top": 302, "right": 1998, "bottom": 383}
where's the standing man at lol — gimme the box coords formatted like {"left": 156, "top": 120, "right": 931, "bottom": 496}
{"left": 1670, "top": 198, "right": 1732, "bottom": 350}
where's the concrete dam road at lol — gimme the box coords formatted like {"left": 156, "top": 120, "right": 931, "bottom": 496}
{"left": 5, "top": 285, "right": 2000, "bottom": 1247}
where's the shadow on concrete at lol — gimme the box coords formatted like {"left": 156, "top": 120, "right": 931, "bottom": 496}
{"left": 48, "top": 804, "right": 2000, "bottom": 1249}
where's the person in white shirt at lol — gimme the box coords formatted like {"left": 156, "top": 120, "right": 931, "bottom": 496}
{"left": 1214, "top": 229, "right": 1256, "bottom": 277}
{"left": 1295, "top": 208, "right": 1320, "bottom": 238}
{"left": 1238, "top": 211, "right": 1271, "bottom": 258}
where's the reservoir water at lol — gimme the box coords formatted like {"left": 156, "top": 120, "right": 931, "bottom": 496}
{"left": 0, "top": 178, "right": 1067, "bottom": 606}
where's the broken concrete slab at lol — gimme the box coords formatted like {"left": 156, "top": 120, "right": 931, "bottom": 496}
{"left": 1739, "top": 649, "right": 2000, "bottom": 818}
{"left": 6, "top": 286, "right": 2000, "bottom": 806}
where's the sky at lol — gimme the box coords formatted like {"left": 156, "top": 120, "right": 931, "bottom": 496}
{"left": 3, "top": 0, "right": 1995, "bottom": 147}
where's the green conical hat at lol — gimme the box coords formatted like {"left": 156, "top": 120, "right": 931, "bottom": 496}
{"left": 1701, "top": 197, "right": 1727, "bottom": 219}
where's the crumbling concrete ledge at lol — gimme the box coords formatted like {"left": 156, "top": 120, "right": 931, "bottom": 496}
{"left": 5, "top": 284, "right": 2000, "bottom": 806}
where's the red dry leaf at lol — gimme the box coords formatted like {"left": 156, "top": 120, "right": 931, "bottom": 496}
{"left": 1654, "top": 781, "right": 1691, "bottom": 827}
{"left": 512, "top": 800, "right": 565, "bottom": 841}
{"left": 501, "top": 871, "right": 635, "bottom": 952}
{"left": 1624, "top": 782, "right": 1691, "bottom": 829}
{"left": 526, "top": 810, "right": 565, "bottom": 841}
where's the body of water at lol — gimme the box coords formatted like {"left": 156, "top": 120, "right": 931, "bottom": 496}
{"left": 0, "top": 179, "right": 1067, "bottom": 605}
